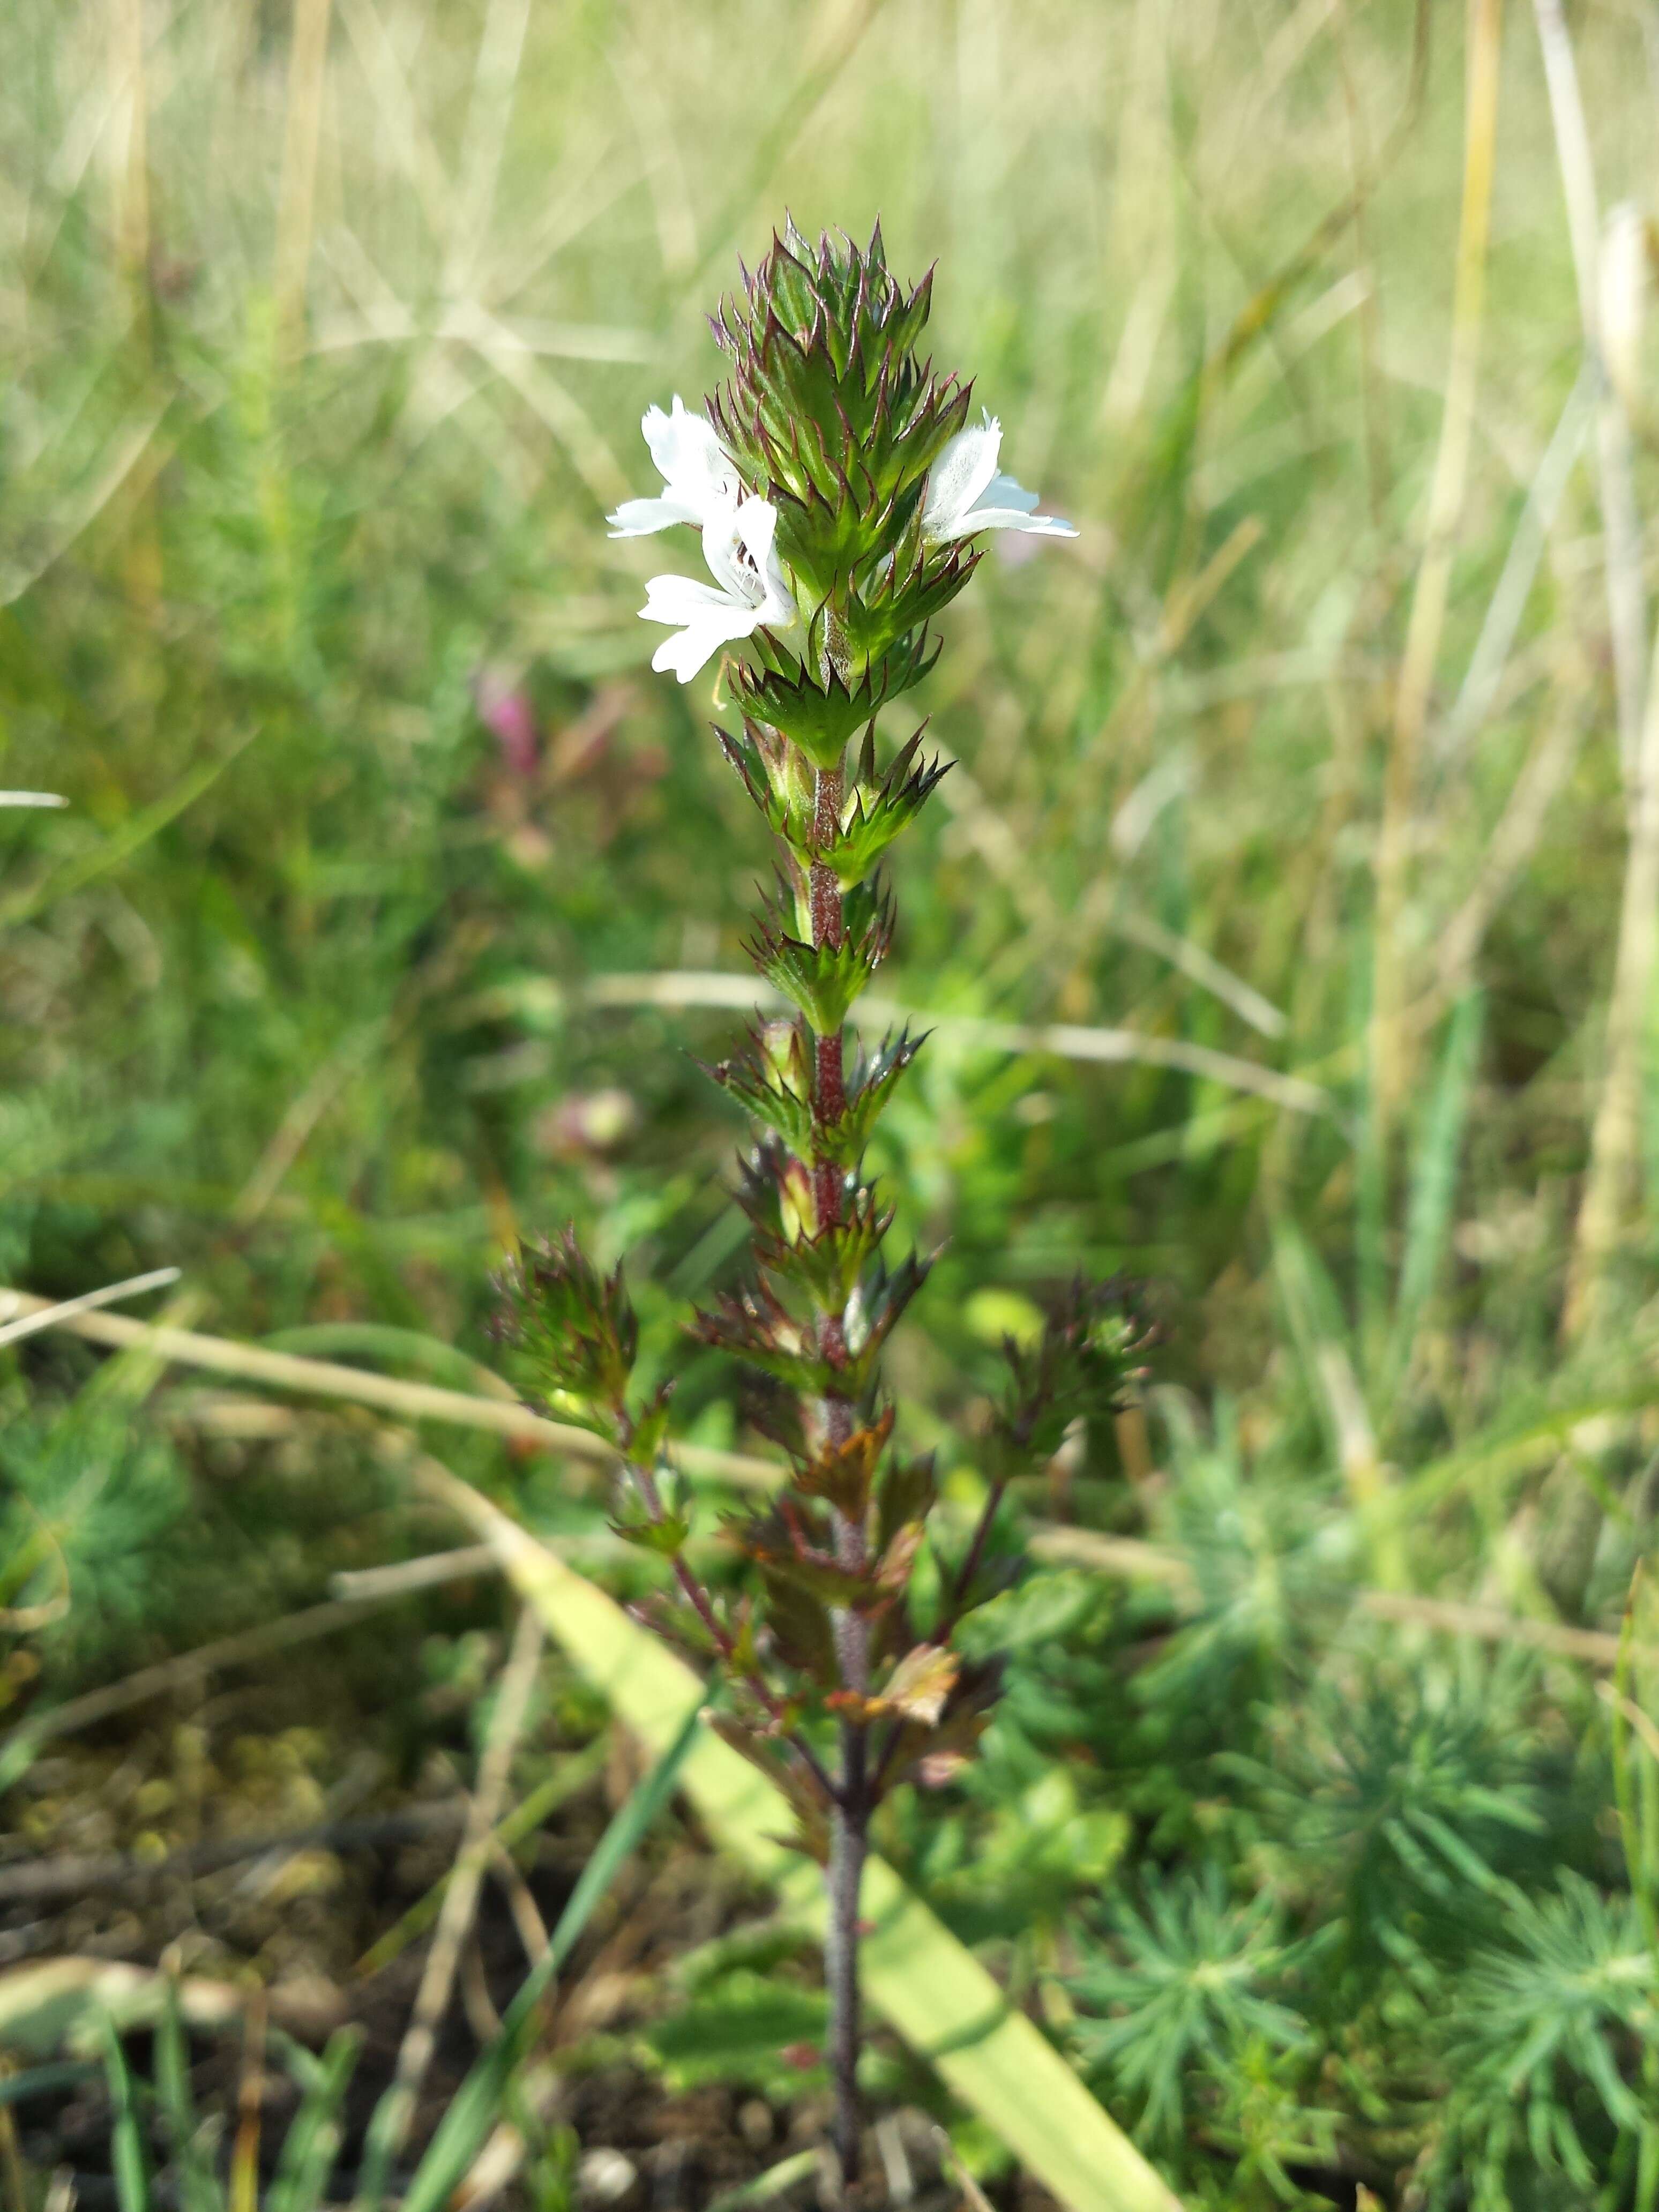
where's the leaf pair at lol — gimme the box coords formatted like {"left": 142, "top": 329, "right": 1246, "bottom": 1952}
{"left": 743, "top": 875, "right": 895, "bottom": 1036}
{"left": 708, "top": 1021, "right": 924, "bottom": 1169}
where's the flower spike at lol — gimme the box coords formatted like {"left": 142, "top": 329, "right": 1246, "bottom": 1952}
{"left": 576, "top": 220, "right": 1110, "bottom": 2188}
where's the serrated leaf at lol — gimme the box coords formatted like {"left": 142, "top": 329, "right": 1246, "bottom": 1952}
{"left": 745, "top": 920, "right": 886, "bottom": 1037}
{"left": 876, "top": 1452, "right": 937, "bottom": 1555}
{"left": 706, "top": 1712, "right": 831, "bottom": 1862}
{"left": 706, "top": 1020, "right": 819, "bottom": 1157}
{"left": 757, "top": 1568, "right": 839, "bottom": 1684}
{"left": 795, "top": 1409, "right": 893, "bottom": 1517}
{"left": 741, "top": 1539, "right": 876, "bottom": 1612}
{"left": 690, "top": 1281, "right": 835, "bottom": 1396}
{"left": 496, "top": 1228, "right": 636, "bottom": 1422}
{"left": 728, "top": 634, "right": 938, "bottom": 772}
{"left": 883, "top": 1640, "right": 959, "bottom": 1724}
{"left": 876, "top": 1519, "right": 926, "bottom": 1594}
{"left": 612, "top": 1512, "right": 691, "bottom": 1557}
{"left": 805, "top": 726, "right": 950, "bottom": 886}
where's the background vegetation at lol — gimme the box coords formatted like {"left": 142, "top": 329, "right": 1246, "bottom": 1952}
{"left": 4, "top": 0, "right": 1659, "bottom": 2203}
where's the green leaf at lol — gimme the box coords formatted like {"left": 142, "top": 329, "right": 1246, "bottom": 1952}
{"left": 155, "top": 1988, "right": 222, "bottom": 2212}
{"left": 747, "top": 925, "right": 884, "bottom": 1037}
{"left": 611, "top": 1511, "right": 692, "bottom": 1556}
{"left": 1384, "top": 990, "right": 1484, "bottom": 1406}
{"left": 881, "top": 1640, "right": 959, "bottom": 1724}
{"left": 642, "top": 1967, "right": 828, "bottom": 2093}
{"left": 267, "top": 2029, "right": 361, "bottom": 2212}
{"left": 421, "top": 1464, "right": 1184, "bottom": 2212}
{"left": 706, "top": 2150, "right": 823, "bottom": 2211}
{"left": 954, "top": 1570, "right": 1101, "bottom": 1660}
{"left": 100, "top": 2017, "right": 153, "bottom": 2212}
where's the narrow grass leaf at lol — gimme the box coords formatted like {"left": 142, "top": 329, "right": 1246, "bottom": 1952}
{"left": 267, "top": 2028, "right": 361, "bottom": 2212}
{"left": 0, "top": 2061, "right": 97, "bottom": 2106}
{"left": 706, "top": 2149, "right": 821, "bottom": 2209}
{"left": 100, "top": 2017, "right": 152, "bottom": 2212}
{"left": 155, "top": 1987, "right": 221, "bottom": 2212}
{"left": 1386, "top": 992, "right": 1484, "bottom": 1404}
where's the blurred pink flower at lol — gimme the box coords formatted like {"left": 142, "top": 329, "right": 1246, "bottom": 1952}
{"left": 475, "top": 670, "right": 539, "bottom": 779}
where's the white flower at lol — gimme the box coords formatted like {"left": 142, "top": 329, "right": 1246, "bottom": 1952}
{"left": 921, "top": 412, "right": 1077, "bottom": 542}
{"left": 607, "top": 396, "right": 742, "bottom": 537}
{"left": 640, "top": 497, "right": 797, "bottom": 683}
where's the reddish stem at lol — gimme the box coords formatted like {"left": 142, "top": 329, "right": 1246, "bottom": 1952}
{"left": 808, "top": 755, "right": 871, "bottom": 2187}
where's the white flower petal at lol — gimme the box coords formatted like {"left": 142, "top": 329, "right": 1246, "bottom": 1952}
{"left": 735, "top": 498, "right": 798, "bottom": 628}
{"left": 979, "top": 471, "right": 1040, "bottom": 515}
{"left": 735, "top": 495, "right": 778, "bottom": 571}
{"left": 959, "top": 503, "right": 1079, "bottom": 537}
{"left": 642, "top": 396, "right": 722, "bottom": 484}
{"left": 627, "top": 394, "right": 739, "bottom": 534}
{"left": 607, "top": 493, "right": 705, "bottom": 537}
{"left": 639, "top": 572, "right": 741, "bottom": 624}
{"left": 700, "top": 509, "right": 751, "bottom": 603}
{"left": 635, "top": 494, "right": 796, "bottom": 686}
{"left": 646, "top": 599, "right": 766, "bottom": 682}
{"left": 921, "top": 415, "right": 1004, "bottom": 540}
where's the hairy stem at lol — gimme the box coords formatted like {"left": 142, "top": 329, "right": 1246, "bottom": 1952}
{"left": 810, "top": 756, "right": 870, "bottom": 2185}
{"left": 826, "top": 1490, "right": 870, "bottom": 2185}
{"left": 825, "top": 1766, "right": 868, "bottom": 2186}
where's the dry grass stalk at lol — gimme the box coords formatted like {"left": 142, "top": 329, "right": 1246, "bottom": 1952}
{"left": 371, "top": 1602, "right": 545, "bottom": 2168}
{"left": 111, "top": 0, "right": 150, "bottom": 285}
{"left": 1, "top": 1590, "right": 396, "bottom": 1757}
{"left": 1431, "top": 682, "right": 1588, "bottom": 1012}
{"left": 1566, "top": 646, "right": 1659, "bottom": 1338}
{"left": 1370, "top": 0, "right": 1505, "bottom": 1132}
{"left": 1534, "top": 0, "right": 1659, "bottom": 1342}
{"left": 1531, "top": 0, "right": 1648, "bottom": 785}
{"left": 0, "top": 1267, "right": 178, "bottom": 1351}
{"left": 583, "top": 972, "right": 1334, "bottom": 1118}
{"left": 0, "top": 1284, "right": 779, "bottom": 1487}
{"left": 275, "top": 0, "right": 334, "bottom": 353}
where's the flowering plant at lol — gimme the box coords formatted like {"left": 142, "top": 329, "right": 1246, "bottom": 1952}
{"left": 501, "top": 219, "right": 1144, "bottom": 2186}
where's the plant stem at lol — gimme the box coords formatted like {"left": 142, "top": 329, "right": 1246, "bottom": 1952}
{"left": 811, "top": 756, "right": 869, "bottom": 2187}
{"left": 825, "top": 1755, "right": 868, "bottom": 2187}
{"left": 826, "top": 1470, "right": 870, "bottom": 2185}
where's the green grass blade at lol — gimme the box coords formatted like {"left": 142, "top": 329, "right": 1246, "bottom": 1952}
{"left": 100, "top": 2018, "right": 153, "bottom": 2212}
{"left": 1271, "top": 1216, "right": 1365, "bottom": 1458}
{"left": 421, "top": 1463, "right": 1184, "bottom": 2212}
{"left": 266, "top": 2028, "right": 361, "bottom": 2212}
{"left": 0, "top": 732, "right": 257, "bottom": 930}
{"left": 1271, "top": 1215, "right": 1410, "bottom": 1575}
{"left": 155, "top": 1986, "right": 223, "bottom": 2212}
{"left": 1352, "top": 944, "right": 1389, "bottom": 1372}
{"left": 706, "top": 2149, "right": 821, "bottom": 2209}
{"left": 0, "top": 2061, "right": 98, "bottom": 2105}
{"left": 1385, "top": 991, "right": 1484, "bottom": 1407}
{"left": 387, "top": 1686, "right": 707, "bottom": 2212}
